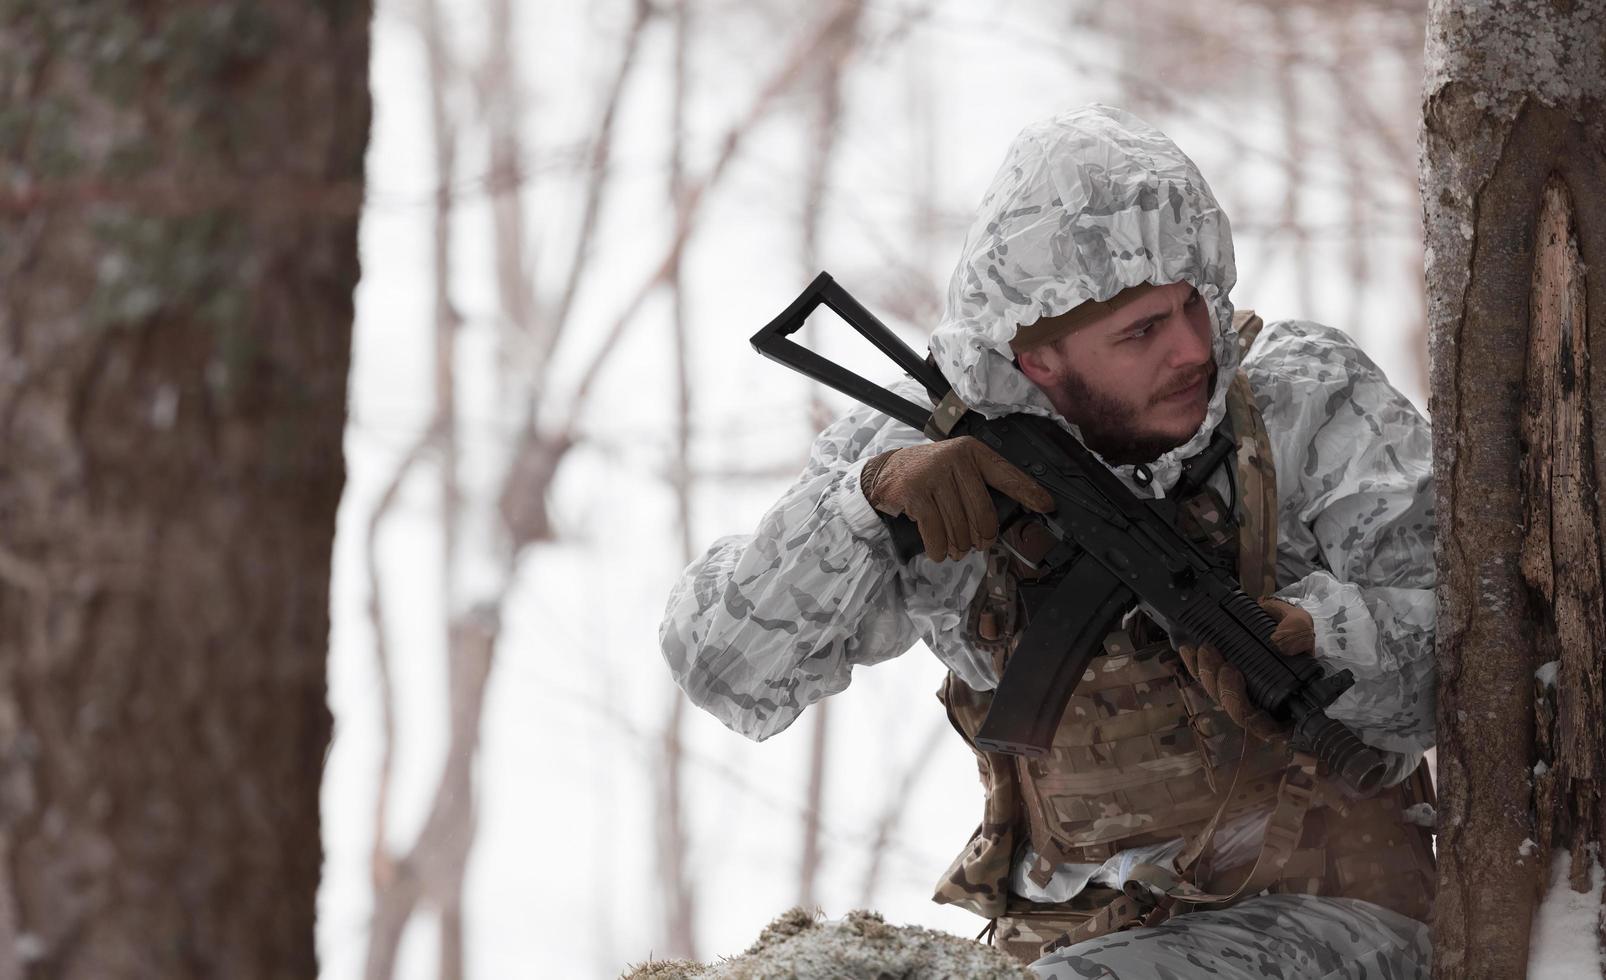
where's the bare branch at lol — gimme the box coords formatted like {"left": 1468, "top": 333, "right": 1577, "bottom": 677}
{"left": 479, "top": 0, "right": 540, "bottom": 404}
{"left": 528, "top": 664, "right": 953, "bottom": 881}
{"left": 657, "top": 0, "right": 699, "bottom": 959}
{"left": 1315, "top": 58, "right": 1415, "bottom": 183}
{"left": 858, "top": 715, "right": 950, "bottom": 908}
{"left": 363, "top": 426, "right": 435, "bottom": 912}
{"left": 364, "top": 601, "right": 503, "bottom": 980}
{"left": 797, "top": 0, "right": 867, "bottom": 910}
{"left": 0, "top": 175, "right": 365, "bottom": 218}
{"left": 798, "top": 698, "right": 832, "bottom": 909}
{"left": 412, "top": 606, "right": 500, "bottom": 932}
{"left": 1331, "top": 12, "right": 1371, "bottom": 343}
{"left": 365, "top": 0, "right": 462, "bottom": 972}
{"left": 1271, "top": 5, "right": 1313, "bottom": 317}
{"left": 561, "top": 0, "right": 874, "bottom": 434}
{"left": 537, "top": 0, "right": 657, "bottom": 393}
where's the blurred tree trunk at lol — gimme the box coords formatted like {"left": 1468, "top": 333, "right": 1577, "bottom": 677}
{"left": 0, "top": 3, "right": 369, "bottom": 977}
{"left": 1421, "top": 0, "right": 1606, "bottom": 976}
{"left": 660, "top": 0, "right": 700, "bottom": 959}
{"left": 795, "top": 0, "right": 864, "bottom": 914}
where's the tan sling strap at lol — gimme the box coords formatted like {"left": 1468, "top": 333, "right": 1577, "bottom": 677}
{"left": 1130, "top": 753, "right": 1319, "bottom": 906}
{"left": 1049, "top": 754, "right": 1320, "bottom": 948}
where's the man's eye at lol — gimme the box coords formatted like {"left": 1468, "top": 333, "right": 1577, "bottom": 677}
{"left": 1124, "top": 325, "right": 1153, "bottom": 342}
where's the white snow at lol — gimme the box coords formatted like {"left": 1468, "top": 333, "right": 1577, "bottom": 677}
{"left": 1528, "top": 848, "right": 1606, "bottom": 979}
{"left": 1401, "top": 803, "right": 1435, "bottom": 828}
{"left": 1537, "top": 660, "right": 1560, "bottom": 690}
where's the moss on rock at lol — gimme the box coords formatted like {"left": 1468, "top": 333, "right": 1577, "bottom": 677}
{"left": 621, "top": 907, "right": 1033, "bottom": 980}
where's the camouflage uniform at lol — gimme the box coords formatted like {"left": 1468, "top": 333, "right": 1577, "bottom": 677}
{"left": 659, "top": 105, "right": 1435, "bottom": 977}
{"left": 1026, "top": 894, "right": 1430, "bottom": 979}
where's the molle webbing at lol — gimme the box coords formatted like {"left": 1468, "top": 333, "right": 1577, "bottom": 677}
{"left": 1004, "top": 375, "right": 1287, "bottom": 883}
{"left": 935, "top": 360, "right": 1284, "bottom": 920}
{"left": 939, "top": 309, "right": 1434, "bottom": 960}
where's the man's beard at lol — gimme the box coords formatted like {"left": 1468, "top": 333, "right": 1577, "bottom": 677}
{"left": 1055, "top": 367, "right": 1214, "bottom": 465}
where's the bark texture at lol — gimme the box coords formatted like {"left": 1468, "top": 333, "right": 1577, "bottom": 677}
{"left": 0, "top": 3, "right": 370, "bottom": 976}
{"left": 1421, "top": 0, "right": 1606, "bottom": 975}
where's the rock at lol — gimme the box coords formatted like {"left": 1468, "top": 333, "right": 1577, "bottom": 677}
{"left": 621, "top": 907, "right": 1033, "bottom": 980}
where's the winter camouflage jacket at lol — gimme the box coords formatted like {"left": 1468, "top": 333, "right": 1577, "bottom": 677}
{"left": 659, "top": 104, "right": 1435, "bottom": 895}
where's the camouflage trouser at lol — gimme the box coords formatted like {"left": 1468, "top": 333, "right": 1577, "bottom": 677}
{"left": 1027, "top": 895, "right": 1429, "bottom": 980}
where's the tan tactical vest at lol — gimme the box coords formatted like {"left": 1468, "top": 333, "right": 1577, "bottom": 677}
{"left": 932, "top": 312, "right": 1437, "bottom": 964}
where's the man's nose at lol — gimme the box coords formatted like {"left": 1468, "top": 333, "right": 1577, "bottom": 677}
{"left": 1164, "top": 309, "right": 1212, "bottom": 368}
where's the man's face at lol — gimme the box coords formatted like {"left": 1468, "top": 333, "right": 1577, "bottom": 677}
{"left": 1015, "top": 281, "right": 1217, "bottom": 465}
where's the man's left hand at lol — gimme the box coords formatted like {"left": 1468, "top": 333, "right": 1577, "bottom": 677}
{"left": 1176, "top": 598, "right": 1315, "bottom": 742}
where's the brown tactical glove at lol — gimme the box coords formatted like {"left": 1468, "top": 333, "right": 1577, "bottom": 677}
{"left": 1177, "top": 597, "right": 1316, "bottom": 742}
{"left": 859, "top": 436, "right": 1055, "bottom": 561}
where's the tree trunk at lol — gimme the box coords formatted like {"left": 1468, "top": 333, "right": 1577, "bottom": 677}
{"left": 0, "top": 3, "right": 370, "bottom": 976}
{"left": 1421, "top": 1, "right": 1606, "bottom": 975}
{"left": 660, "top": 0, "right": 700, "bottom": 959}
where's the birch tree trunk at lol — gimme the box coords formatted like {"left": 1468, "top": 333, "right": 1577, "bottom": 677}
{"left": 1421, "top": 1, "right": 1606, "bottom": 975}
{"left": 0, "top": 3, "right": 369, "bottom": 976}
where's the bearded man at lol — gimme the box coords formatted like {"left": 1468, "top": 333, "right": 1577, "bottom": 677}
{"left": 659, "top": 104, "right": 1436, "bottom": 978}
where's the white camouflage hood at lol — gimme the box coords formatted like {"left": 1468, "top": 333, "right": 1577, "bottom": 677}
{"left": 929, "top": 104, "right": 1238, "bottom": 493}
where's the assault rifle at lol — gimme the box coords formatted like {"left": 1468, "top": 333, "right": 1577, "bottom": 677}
{"left": 751, "top": 271, "right": 1387, "bottom": 797}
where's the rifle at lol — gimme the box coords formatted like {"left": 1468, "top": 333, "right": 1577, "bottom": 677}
{"left": 751, "top": 271, "right": 1386, "bottom": 797}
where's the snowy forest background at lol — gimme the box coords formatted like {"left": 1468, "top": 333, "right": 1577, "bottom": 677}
{"left": 318, "top": 0, "right": 1436, "bottom": 976}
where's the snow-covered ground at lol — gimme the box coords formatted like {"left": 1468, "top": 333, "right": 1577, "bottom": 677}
{"left": 1529, "top": 849, "right": 1606, "bottom": 978}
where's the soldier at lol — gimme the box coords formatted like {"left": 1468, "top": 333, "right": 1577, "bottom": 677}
{"left": 659, "top": 104, "right": 1436, "bottom": 978}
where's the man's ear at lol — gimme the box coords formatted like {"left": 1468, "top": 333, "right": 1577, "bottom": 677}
{"left": 1016, "top": 346, "right": 1059, "bottom": 386}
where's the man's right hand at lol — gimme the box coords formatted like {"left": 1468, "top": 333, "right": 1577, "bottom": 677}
{"left": 859, "top": 436, "right": 1055, "bottom": 561}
